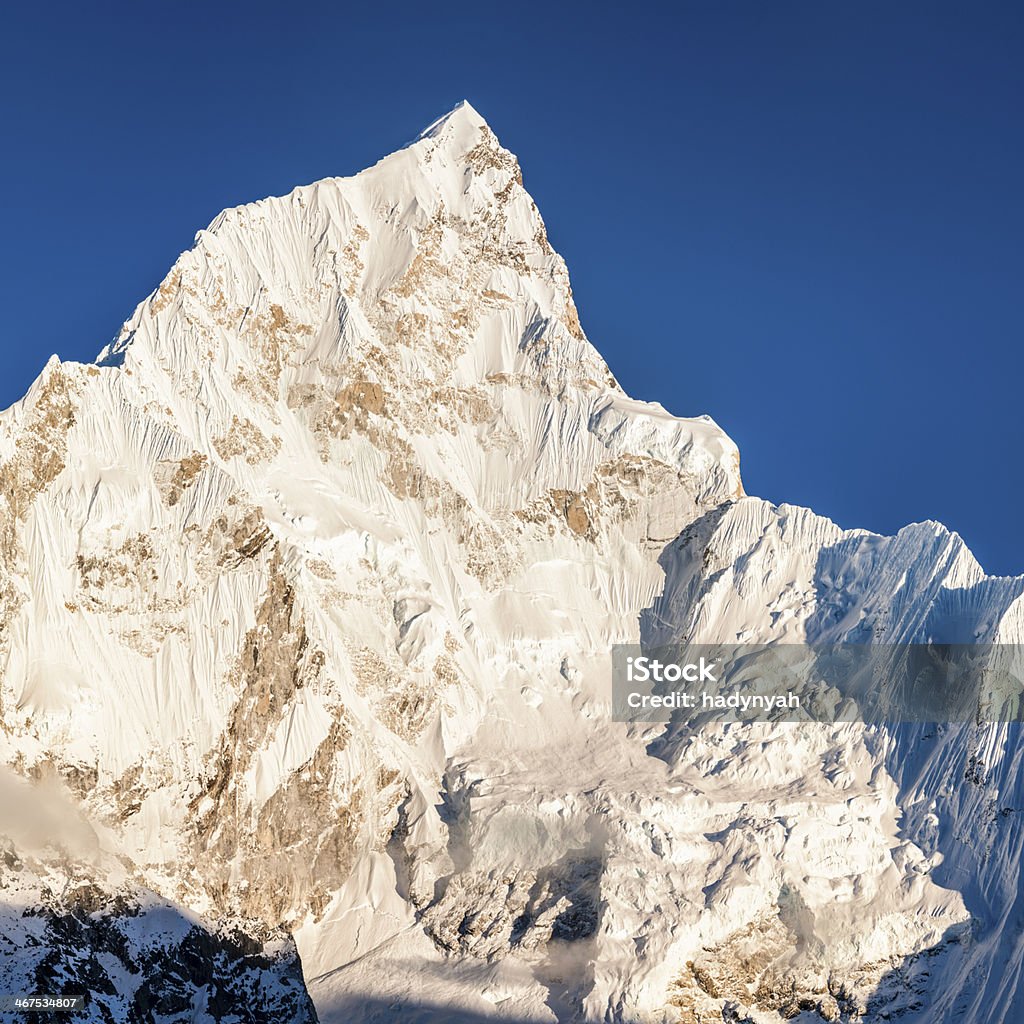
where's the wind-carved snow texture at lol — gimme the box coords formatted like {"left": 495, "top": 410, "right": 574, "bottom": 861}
{"left": 0, "top": 101, "right": 1022, "bottom": 1023}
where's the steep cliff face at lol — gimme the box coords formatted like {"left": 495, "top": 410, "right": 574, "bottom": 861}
{"left": 0, "top": 103, "right": 1020, "bottom": 1023}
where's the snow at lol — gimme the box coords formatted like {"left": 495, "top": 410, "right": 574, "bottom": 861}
{"left": 0, "top": 100, "right": 1021, "bottom": 1023}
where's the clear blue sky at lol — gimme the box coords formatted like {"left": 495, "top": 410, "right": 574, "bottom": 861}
{"left": 3, "top": 2, "right": 1022, "bottom": 574}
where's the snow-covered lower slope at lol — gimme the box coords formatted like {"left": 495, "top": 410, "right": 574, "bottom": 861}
{"left": 0, "top": 101, "right": 1021, "bottom": 1024}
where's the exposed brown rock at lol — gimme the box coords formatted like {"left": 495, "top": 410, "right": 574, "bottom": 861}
{"left": 157, "top": 452, "right": 208, "bottom": 506}
{"left": 212, "top": 415, "right": 281, "bottom": 465}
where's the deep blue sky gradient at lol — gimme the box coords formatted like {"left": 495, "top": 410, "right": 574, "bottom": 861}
{"left": 2, "top": 2, "right": 1022, "bottom": 573}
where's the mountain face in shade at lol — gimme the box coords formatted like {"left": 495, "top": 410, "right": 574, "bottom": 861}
{"left": 1, "top": 102, "right": 1022, "bottom": 1023}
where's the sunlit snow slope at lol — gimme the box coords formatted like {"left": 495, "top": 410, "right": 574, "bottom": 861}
{"left": 1, "top": 102, "right": 1022, "bottom": 1024}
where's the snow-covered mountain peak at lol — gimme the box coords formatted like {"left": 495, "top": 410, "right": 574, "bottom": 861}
{"left": 94, "top": 101, "right": 616, "bottom": 402}
{"left": 78, "top": 102, "right": 743, "bottom": 526}
{"left": 3, "top": 106, "right": 1022, "bottom": 1024}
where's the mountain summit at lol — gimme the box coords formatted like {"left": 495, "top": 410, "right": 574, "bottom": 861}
{"left": 0, "top": 106, "right": 1021, "bottom": 1023}
{"left": 416, "top": 98, "right": 489, "bottom": 139}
